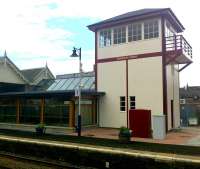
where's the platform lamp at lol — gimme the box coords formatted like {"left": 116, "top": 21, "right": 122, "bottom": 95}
{"left": 70, "top": 47, "right": 82, "bottom": 136}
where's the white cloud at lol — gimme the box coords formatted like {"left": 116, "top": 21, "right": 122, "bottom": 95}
{"left": 14, "top": 48, "right": 95, "bottom": 76}
{"left": 0, "top": 0, "right": 74, "bottom": 58}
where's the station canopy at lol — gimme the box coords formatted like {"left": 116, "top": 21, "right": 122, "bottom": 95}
{"left": 0, "top": 72, "right": 104, "bottom": 98}
{"left": 48, "top": 72, "right": 95, "bottom": 91}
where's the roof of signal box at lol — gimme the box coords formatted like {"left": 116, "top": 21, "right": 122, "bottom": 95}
{"left": 87, "top": 8, "right": 184, "bottom": 33}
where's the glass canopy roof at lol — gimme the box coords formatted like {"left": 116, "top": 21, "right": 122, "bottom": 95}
{"left": 47, "top": 72, "right": 95, "bottom": 91}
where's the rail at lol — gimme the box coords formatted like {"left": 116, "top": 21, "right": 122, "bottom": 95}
{"left": 0, "top": 151, "right": 81, "bottom": 169}
{"left": 165, "top": 35, "right": 192, "bottom": 59}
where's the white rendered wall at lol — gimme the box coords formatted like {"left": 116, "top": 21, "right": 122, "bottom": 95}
{"left": 97, "top": 18, "right": 162, "bottom": 60}
{"left": 174, "top": 66, "right": 180, "bottom": 128}
{"left": 166, "top": 64, "right": 180, "bottom": 130}
{"left": 128, "top": 56, "right": 163, "bottom": 116}
{"left": 98, "top": 61, "right": 127, "bottom": 128}
{"left": 97, "top": 18, "right": 163, "bottom": 128}
{"left": 166, "top": 65, "right": 173, "bottom": 130}
{"left": 98, "top": 57, "right": 163, "bottom": 128}
{"left": 0, "top": 63, "right": 25, "bottom": 84}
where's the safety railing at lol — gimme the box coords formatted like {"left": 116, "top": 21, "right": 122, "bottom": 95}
{"left": 165, "top": 35, "right": 192, "bottom": 59}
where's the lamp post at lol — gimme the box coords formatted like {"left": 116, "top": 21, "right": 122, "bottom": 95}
{"left": 70, "top": 47, "right": 82, "bottom": 136}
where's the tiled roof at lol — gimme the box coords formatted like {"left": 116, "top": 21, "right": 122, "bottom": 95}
{"left": 93, "top": 8, "right": 164, "bottom": 25}
{"left": 48, "top": 72, "right": 95, "bottom": 91}
{"left": 88, "top": 8, "right": 184, "bottom": 32}
{"left": 21, "top": 68, "right": 44, "bottom": 82}
{"left": 0, "top": 55, "right": 56, "bottom": 88}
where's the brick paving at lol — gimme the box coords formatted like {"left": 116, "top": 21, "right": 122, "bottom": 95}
{"left": 70, "top": 127, "right": 200, "bottom": 145}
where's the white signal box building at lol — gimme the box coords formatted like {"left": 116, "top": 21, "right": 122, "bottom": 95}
{"left": 88, "top": 8, "right": 192, "bottom": 136}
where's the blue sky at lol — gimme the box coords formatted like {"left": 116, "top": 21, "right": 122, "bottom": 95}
{"left": 0, "top": 0, "right": 199, "bottom": 87}
{"left": 47, "top": 17, "right": 96, "bottom": 52}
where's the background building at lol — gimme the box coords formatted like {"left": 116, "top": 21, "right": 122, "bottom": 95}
{"left": 0, "top": 52, "right": 54, "bottom": 86}
{"left": 21, "top": 66, "right": 54, "bottom": 86}
{"left": 0, "top": 52, "right": 29, "bottom": 85}
{"left": 180, "top": 86, "right": 200, "bottom": 126}
{"left": 0, "top": 67, "right": 102, "bottom": 129}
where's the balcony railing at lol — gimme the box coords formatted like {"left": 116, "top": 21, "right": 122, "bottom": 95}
{"left": 165, "top": 35, "right": 192, "bottom": 59}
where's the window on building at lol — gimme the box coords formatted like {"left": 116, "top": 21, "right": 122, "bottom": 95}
{"left": 20, "top": 99, "right": 40, "bottom": 124}
{"left": 0, "top": 99, "right": 16, "bottom": 123}
{"left": 120, "top": 96, "right": 126, "bottom": 112}
{"left": 99, "top": 29, "right": 112, "bottom": 47}
{"left": 128, "top": 23, "right": 142, "bottom": 42}
{"left": 130, "top": 96, "right": 136, "bottom": 109}
{"left": 45, "top": 98, "right": 69, "bottom": 127}
{"left": 113, "top": 26, "right": 126, "bottom": 44}
{"left": 144, "top": 20, "right": 159, "bottom": 39}
{"left": 165, "top": 21, "right": 175, "bottom": 37}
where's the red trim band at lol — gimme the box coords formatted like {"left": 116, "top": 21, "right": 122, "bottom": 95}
{"left": 95, "top": 32, "right": 98, "bottom": 90}
{"left": 97, "top": 52, "right": 162, "bottom": 63}
{"left": 126, "top": 60, "right": 129, "bottom": 128}
{"left": 161, "top": 16, "right": 168, "bottom": 131}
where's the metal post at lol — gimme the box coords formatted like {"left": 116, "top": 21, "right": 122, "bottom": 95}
{"left": 69, "top": 101, "right": 74, "bottom": 127}
{"left": 77, "top": 48, "right": 82, "bottom": 136}
{"left": 16, "top": 98, "right": 20, "bottom": 124}
{"left": 40, "top": 97, "right": 45, "bottom": 124}
{"left": 174, "top": 34, "right": 177, "bottom": 52}
{"left": 70, "top": 47, "right": 82, "bottom": 136}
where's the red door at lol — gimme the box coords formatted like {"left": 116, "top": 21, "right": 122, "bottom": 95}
{"left": 129, "top": 109, "right": 151, "bottom": 138}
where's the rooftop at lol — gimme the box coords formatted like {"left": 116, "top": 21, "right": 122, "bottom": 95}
{"left": 21, "top": 67, "right": 45, "bottom": 82}
{"left": 180, "top": 86, "right": 200, "bottom": 98}
{"left": 0, "top": 54, "right": 55, "bottom": 84}
{"left": 48, "top": 71, "right": 95, "bottom": 91}
{"left": 88, "top": 8, "right": 184, "bottom": 32}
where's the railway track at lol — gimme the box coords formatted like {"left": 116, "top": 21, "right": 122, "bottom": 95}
{"left": 0, "top": 151, "right": 95, "bottom": 169}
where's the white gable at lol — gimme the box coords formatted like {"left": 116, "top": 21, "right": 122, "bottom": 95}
{"left": 0, "top": 62, "right": 26, "bottom": 84}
